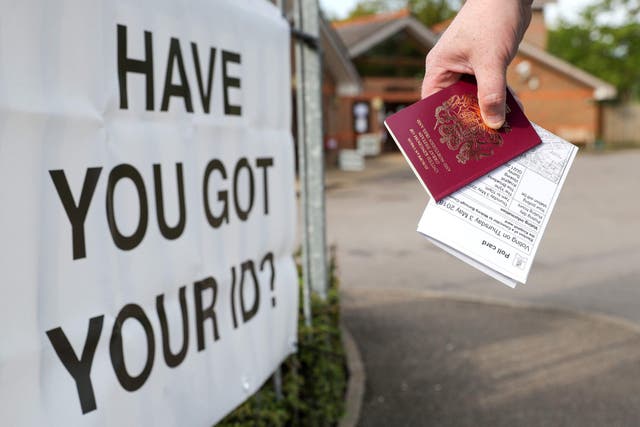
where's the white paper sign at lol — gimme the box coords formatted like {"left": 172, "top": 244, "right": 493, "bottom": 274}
{"left": 0, "top": 1, "right": 298, "bottom": 425}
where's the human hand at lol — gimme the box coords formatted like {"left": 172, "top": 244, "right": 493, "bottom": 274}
{"left": 421, "top": 0, "right": 533, "bottom": 129}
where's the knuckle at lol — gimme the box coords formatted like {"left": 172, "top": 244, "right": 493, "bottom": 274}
{"left": 481, "top": 92, "right": 506, "bottom": 108}
{"left": 424, "top": 48, "right": 441, "bottom": 68}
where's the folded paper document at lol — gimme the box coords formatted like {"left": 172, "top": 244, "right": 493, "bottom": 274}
{"left": 417, "top": 124, "right": 577, "bottom": 287}
{"left": 384, "top": 79, "right": 577, "bottom": 287}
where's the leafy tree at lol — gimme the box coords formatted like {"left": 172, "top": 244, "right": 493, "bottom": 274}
{"left": 345, "top": 0, "right": 404, "bottom": 19}
{"left": 409, "top": 0, "right": 460, "bottom": 26}
{"left": 345, "top": 0, "right": 460, "bottom": 27}
{"left": 548, "top": 1, "right": 640, "bottom": 100}
{"left": 592, "top": 0, "right": 640, "bottom": 20}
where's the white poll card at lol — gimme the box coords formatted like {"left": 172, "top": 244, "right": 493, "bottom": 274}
{"left": 418, "top": 124, "right": 578, "bottom": 287}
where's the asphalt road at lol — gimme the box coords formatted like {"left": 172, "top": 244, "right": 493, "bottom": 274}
{"left": 326, "top": 150, "right": 640, "bottom": 426}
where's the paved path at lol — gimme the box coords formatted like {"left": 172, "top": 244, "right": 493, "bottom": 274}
{"left": 343, "top": 289, "right": 640, "bottom": 427}
{"left": 326, "top": 150, "right": 640, "bottom": 426}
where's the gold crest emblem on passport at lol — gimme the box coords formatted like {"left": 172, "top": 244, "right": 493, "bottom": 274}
{"left": 434, "top": 94, "right": 511, "bottom": 164}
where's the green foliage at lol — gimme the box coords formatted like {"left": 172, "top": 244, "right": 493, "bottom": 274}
{"left": 587, "top": 0, "right": 640, "bottom": 21}
{"left": 345, "top": 0, "right": 405, "bottom": 19}
{"left": 345, "top": 0, "right": 459, "bottom": 27}
{"left": 408, "top": 0, "right": 459, "bottom": 27}
{"left": 217, "top": 254, "right": 346, "bottom": 427}
{"left": 548, "top": 1, "right": 640, "bottom": 100}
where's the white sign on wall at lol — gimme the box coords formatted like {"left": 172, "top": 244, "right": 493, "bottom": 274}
{"left": 0, "top": 0, "right": 298, "bottom": 425}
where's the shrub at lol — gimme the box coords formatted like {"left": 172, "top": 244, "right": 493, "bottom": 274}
{"left": 218, "top": 253, "right": 346, "bottom": 426}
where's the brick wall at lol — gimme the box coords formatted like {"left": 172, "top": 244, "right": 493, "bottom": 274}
{"left": 508, "top": 54, "right": 598, "bottom": 144}
{"left": 523, "top": 10, "right": 548, "bottom": 50}
{"left": 361, "top": 77, "right": 421, "bottom": 100}
{"left": 323, "top": 71, "right": 357, "bottom": 151}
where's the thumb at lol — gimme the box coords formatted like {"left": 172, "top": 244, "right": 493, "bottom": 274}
{"left": 474, "top": 64, "right": 507, "bottom": 130}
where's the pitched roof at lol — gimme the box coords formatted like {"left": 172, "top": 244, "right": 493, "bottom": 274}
{"left": 332, "top": 9, "right": 411, "bottom": 31}
{"left": 319, "top": 17, "right": 362, "bottom": 95}
{"left": 276, "top": 0, "right": 361, "bottom": 95}
{"left": 430, "top": 17, "right": 454, "bottom": 35}
{"left": 333, "top": 10, "right": 438, "bottom": 58}
{"left": 429, "top": 11, "right": 616, "bottom": 100}
{"left": 519, "top": 41, "right": 617, "bottom": 100}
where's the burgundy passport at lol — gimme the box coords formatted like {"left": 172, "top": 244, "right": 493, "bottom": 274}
{"left": 384, "top": 79, "right": 541, "bottom": 201}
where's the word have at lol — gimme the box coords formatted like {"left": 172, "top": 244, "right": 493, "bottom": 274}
{"left": 49, "top": 157, "right": 273, "bottom": 260}
{"left": 46, "top": 253, "right": 276, "bottom": 415}
{"left": 117, "top": 24, "right": 241, "bottom": 115}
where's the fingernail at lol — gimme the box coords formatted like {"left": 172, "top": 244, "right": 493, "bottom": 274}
{"left": 485, "top": 115, "right": 504, "bottom": 130}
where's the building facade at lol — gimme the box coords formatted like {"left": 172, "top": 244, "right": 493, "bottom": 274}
{"left": 324, "top": 1, "right": 616, "bottom": 155}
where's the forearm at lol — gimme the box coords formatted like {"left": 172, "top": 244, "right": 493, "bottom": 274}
{"left": 443, "top": 0, "right": 533, "bottom": 63}
{"left": 422, "top": 0, "right": 534, "bottom": 128}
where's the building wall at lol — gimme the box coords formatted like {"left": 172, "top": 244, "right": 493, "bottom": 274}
{"left": 323, "top": 76, "right": 424, "bottom": 152}
{"left": 523, "top": 10, "right": 548, "bottom": 50}
{"left": 508, "top": 54, "right": 598, "bottom": 144}
{"left": 361, "top": 77, "right": 421, "bottom": 102}
{"left": 327, "top": 55, "right": 600, "bottom": 148}
{"left": 603, "top": 102, "right": 640, "bottom": 146}
{"left": 323, "top": 71, "right": 357, "bottom": 151}
{"left": 325, "top": 9, "right": 604, "bottom": 150}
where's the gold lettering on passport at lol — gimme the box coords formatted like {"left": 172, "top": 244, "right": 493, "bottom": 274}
{"left": 434, "top": 94, "right": 511, "bottom": 164}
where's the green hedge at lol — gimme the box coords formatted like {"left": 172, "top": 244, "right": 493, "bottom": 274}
{"left": 218, "top": 254, "right": 346, "bottom": 427}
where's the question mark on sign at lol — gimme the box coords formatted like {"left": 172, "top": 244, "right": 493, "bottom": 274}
{"left": 260, "top": 252, "right": 276, "bottom": 307}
